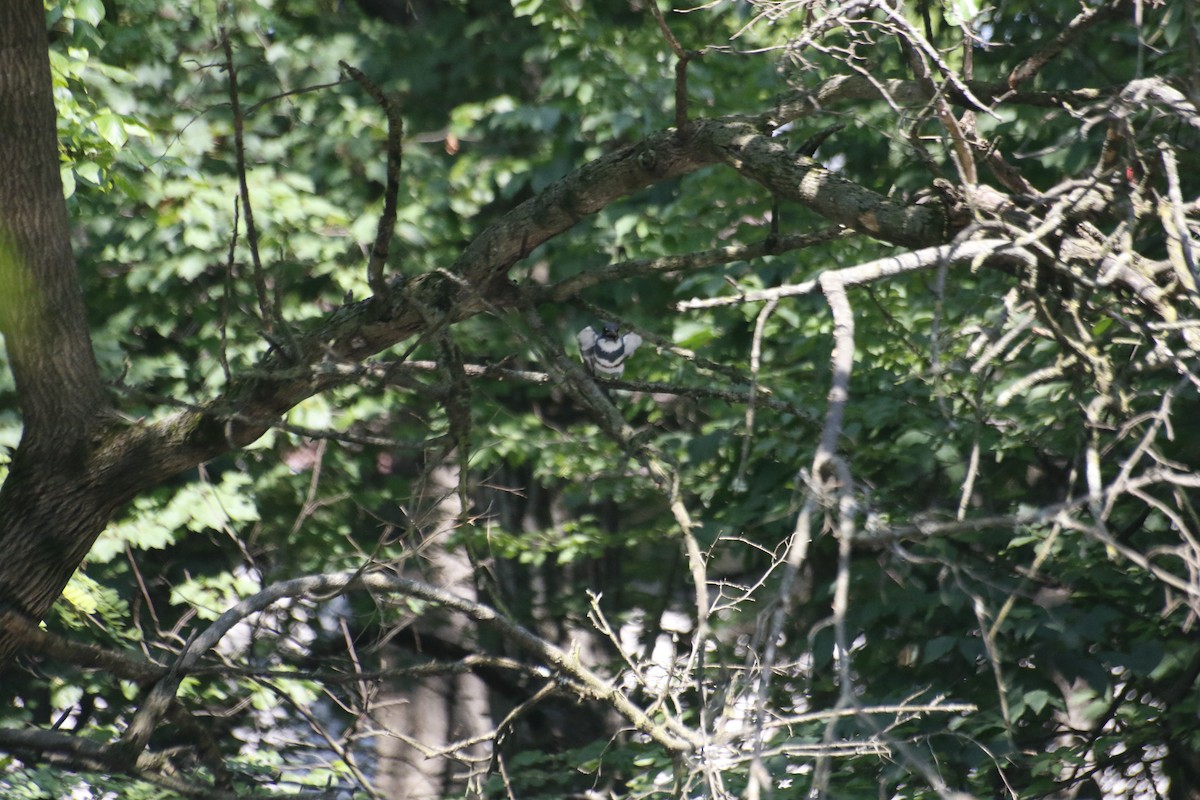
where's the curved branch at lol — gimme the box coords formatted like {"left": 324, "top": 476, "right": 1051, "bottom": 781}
{"left": 542, "top": 226, "right": 847, "bottom": 301}
{"left": 1007, "top": 0, "right": 1131, "bottom": 89}
{"left": 678, "top": 238, "right": 1034, "bottom": 310}
{"left": 122, "top": 570, "right": 702, "bottom": 758}
{"left": 769, "top": 75, "right": 1108, "bottom": 125}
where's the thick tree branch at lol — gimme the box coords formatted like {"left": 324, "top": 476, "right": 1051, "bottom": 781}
{"left": 0, "top": 719, "right": 343, "bottom": 799}
{"left": 0, "top": 614, "right": 165, "bottom": 683}
{"left": 541, "top": 226, "right": 847, "bottom": 301}
{"left": 104, "top": 113, "right": 948, "bottom": 483}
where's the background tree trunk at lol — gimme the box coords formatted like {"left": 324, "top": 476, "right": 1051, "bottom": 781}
{"left": 375, "top": 463, "right": 492, "bottom": 798}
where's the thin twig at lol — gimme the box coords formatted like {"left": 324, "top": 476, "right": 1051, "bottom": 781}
{"left": 221, "top": 29, "right": 273, "bottom": 333}
{"left": 647, "top": 0, "right": 694, "bottom": 130}
{"left": 735, "top": 297, "right": 778, "bottom": 490}
{"left": 340, "top": 61, "right": 404, "bottom": 296}
{"left": 1007, "top": 0, "right": 1130, "bottom": 89}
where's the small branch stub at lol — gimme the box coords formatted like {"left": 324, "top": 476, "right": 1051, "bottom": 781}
{"left": 648, "top": 0, "right": 694, "bottom": 131}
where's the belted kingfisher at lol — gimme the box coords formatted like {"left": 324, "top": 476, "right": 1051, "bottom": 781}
{"left": 577, "top": 322, "right": 643, "bottom": 378}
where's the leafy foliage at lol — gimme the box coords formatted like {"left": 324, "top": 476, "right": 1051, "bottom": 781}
{"left": 3, "top": 0, "right": 1200, "bottom": 798}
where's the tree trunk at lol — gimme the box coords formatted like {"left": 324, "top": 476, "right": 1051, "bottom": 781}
{"left": 0, "top": 1, "right": 115, "bottom": 664}
{"left": 375, "top": 463, "right": 492, "bottom": 799}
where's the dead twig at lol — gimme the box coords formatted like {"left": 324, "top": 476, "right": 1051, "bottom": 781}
{"left": 340, "top": 61, "right": 405, "bottom": 297}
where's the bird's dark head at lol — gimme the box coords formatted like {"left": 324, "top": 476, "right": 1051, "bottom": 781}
{"left": 600, "top": 322, "right": 619, "bottom": 339}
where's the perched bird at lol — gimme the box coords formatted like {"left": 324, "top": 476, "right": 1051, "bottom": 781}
{"left": 577, "top": 322, "right": 642, "bottom": 378}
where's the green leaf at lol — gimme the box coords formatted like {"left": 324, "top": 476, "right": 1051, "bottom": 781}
{"left": 921, "top": 635, "right": 958, "bottom": 664}
{"left": 60, "top": 577, "right": 99, "bottom": 614}
{"left": 673, "top": 319, "right": 717, "bottom": 348}
{"left": 75, "top": 160, "right": 101, "bottom": 185}
{"left": 93, "top": 110, "right": 127, "bottom": 147}
{"left": 74, "top": 0, "right": 105, "bottom": 26}
{"left": 1024, "top": 688, "right": 1052, "bottom": 715}
{"left": 60, "top": 165, "right": 76, "bottom": 198}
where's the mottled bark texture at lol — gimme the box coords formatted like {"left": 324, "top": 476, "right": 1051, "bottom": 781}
{"left": 0, "top": 0, "right": 114, "bottom": 661}
{"left": 375, "top": 464, "right": 492, "bottom": 799}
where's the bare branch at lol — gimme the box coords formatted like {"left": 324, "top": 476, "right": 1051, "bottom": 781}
{"left": 542, "top": 226, "right": 847, "bottom": 301}
{"left": 679, "top": 238, "right": 1031, "bottom": 308}
{"left": 1157, "top": 138, "right": 1199, "bottom": 291}
{"left": 340, "top": 61, "right": 405, "bottom": 297}
{"left": 647, "top": 0, "right": 696, "bottom": 130}
{"left": 1007, "top": 0, "right": 1132, "bottom": 89}
{"left": 128, "top": 570, "right": 703, "bottom": 756}
{"left": 221, "top": 29, "right": 273, "bottom": 334}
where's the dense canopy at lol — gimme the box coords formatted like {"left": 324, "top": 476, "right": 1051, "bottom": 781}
{"left": 1, "top": 0, "right": 1199, "bottom": 798}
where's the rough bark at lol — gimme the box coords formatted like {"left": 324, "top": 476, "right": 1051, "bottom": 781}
{"left": 0, "top": 0, "right": 114, "bottom": 661}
